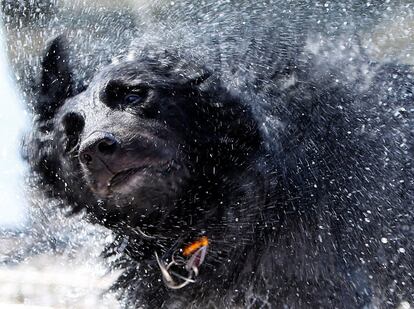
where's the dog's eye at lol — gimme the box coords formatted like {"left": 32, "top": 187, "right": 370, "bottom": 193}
{"left": 124, "top": 94, "right": 144, "bottom": 105}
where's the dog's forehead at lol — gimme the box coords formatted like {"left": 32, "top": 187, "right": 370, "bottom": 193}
{"left": 89, "top": 61, "right": 174, "bottom": 90}
{"left": 91, "top": 55, "right": 206, "bottom": 87}
{"left": 99, "top": 62, "right": 149, "bottom": 81}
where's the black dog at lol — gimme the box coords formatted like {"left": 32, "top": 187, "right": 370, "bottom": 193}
{"left": 26, "top": 37, "right": 414, "bottom": 308}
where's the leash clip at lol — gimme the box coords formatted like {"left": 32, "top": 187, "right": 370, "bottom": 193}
{"left": 155, "top": 236, "right": 209, "bottom": 289}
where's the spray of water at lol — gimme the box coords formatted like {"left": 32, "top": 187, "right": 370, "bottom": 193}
{"left": 0, "top": 0, "right": 413, "bottom": 307}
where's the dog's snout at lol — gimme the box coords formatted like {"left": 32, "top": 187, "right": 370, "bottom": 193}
{"left": 79, "top": 132, "right": 119, "bottom": 165}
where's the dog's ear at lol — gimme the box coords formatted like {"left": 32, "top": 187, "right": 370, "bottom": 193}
{"left": 181, "top": 67, "right": 217, "bottom": 93}
{"left": 187, "top": 70, "right": 212, "bottom": 87}
{"left": 35, "top": 35, "right": 73, "bottom": 121}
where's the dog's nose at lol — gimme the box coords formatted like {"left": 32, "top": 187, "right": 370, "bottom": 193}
{"left": 79, "top": 132, "right": 119, "bottom": 165}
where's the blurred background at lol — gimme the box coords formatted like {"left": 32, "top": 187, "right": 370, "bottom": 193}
{"left": 0, "top": 0, "right": 414, "bottom": 308}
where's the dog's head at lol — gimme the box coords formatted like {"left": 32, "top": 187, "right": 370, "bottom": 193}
{"left": 27, "top": 37, "right": 262, "bottom": 226}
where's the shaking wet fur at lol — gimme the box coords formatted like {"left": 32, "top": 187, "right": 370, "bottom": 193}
{"left": 26, "top": 37, "right": 414, "bottom": 308}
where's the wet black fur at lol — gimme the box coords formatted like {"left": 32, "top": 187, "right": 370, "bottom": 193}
{"left": 25, "top": 37, "right": 414, "bottom": 308}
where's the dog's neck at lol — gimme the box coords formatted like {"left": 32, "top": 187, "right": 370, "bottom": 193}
{"left": 117, "top": 161, "right": 271, "bottom": 259}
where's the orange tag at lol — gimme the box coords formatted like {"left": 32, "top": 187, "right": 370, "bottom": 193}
{"left": 182, "top": 236, "right": 209, "bottom": 257}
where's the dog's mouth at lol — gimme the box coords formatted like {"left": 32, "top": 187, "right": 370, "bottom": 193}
{"left": 100, "top": 160, "right": 176, "bottom": 196}
{"left": 86, "top": 156, "right": 185, "bottom": 199}
{"left": 109, "top": 166, "right": 149, "bottom": 189}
